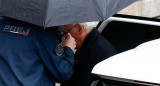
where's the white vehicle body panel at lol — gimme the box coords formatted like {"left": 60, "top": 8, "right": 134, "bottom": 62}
{"left": 92, "top": 38, "right": 160, "bottom": 85}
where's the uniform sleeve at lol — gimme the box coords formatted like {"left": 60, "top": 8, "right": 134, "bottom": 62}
{"left": 53, "top": 46, "right": 74, "bottom": 82}
{"left": 31, "top": 29, "right": 74, "bottom": 83}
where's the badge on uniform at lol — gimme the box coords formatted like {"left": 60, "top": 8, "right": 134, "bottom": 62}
{"left": 55, "top": 43, "right": 64, "bottom": 56}
{"left": 3, "top": 25, "right": 30, "bottom": 36}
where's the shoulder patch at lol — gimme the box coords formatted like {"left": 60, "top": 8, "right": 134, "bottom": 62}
{"left": 3, "top": 25, "right": 30, "bottom": 36}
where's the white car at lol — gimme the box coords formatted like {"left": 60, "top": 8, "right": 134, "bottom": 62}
{"left": 91, "top": 14, "right": 160, "bottom": 86}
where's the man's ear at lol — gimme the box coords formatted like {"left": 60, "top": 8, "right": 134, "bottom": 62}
{"left": 76, "top": 23, "right": 83, "bottom": 34}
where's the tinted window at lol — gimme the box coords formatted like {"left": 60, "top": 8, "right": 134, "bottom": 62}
{"left": 101, "top": 21, "right": 160, "bottom": 53}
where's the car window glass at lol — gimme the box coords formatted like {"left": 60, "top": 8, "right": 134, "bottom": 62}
{"left": 101, "top": 21, "right": 160, "bottom": 53}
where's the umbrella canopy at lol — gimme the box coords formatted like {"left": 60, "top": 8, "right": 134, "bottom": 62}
{"left": 0, "top": 0, "right": 137, "bottom": 27}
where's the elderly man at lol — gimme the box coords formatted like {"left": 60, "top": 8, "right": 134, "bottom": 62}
{"left": 60, "top": 22, "right": 117, "bottom": 86}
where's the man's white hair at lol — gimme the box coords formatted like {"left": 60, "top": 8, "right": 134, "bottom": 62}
{"left": 80, "top": 21, "right": 99, "bottom": 30}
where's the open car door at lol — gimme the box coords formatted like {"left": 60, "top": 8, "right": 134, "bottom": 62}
{"left": 91, "top": 14, "right": 160, "bottom": 86}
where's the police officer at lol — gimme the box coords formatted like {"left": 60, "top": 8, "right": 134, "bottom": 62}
{"left": 0, "top": 16, "right": 76, "bottom": 86}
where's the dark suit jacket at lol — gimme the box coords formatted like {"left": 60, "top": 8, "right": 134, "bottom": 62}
{"left": 62, "top": 28, "right": 117, "bottom": 86}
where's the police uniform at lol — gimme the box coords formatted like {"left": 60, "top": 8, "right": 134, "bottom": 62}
{"left": 0, "top": 16, "right": 74, "bottom": 86}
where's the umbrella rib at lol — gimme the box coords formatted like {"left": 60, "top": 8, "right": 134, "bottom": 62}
{"left": 93, "top": 0, "right": 104, "bottom": 20}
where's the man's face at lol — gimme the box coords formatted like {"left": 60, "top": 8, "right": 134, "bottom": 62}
{"left": 61, "top": 24, "right": 80, "bottom": 48}
{"left": 61, "top": 24, "right": 77, "bottom": 38}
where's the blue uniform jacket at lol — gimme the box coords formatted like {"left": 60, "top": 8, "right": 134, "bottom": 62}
{"left": 0, "top": 17, "right": 74, "bottom": 86}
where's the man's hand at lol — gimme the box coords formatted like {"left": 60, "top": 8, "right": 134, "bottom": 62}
{"left": 62, "top": 33, "right": 76, "bottom": 51}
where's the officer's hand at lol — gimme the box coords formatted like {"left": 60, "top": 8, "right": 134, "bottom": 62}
{"left": 62, "top": 33, "right": 76, "bottom": 51}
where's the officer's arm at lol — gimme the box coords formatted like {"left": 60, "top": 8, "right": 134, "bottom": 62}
{"left": 33, "top": 30, "right": 75, "bottom": 83}
{"left": 52, "top": 46, "right": 74, "bottom": 83}
{"left": 38, "top": 43, "right": 74, "bottom": 83}
{"left": 52, "top": 33, "right": 76, "bottom": 82}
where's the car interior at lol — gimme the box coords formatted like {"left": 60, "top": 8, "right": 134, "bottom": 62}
{"left": 100, "top": 14, "right": 160, "bottom": 54}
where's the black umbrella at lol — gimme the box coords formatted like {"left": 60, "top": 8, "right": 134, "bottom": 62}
{"left": 0, "top": 0, "right": 137, "bottom": 27}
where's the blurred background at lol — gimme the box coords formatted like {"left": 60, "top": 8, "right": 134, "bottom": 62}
{"left": 118, "top": 0, "right": 160, "bottom": 18}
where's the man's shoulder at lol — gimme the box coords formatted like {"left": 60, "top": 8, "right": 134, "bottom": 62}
{"left": 91, "top": 35, "right": 117, "bottom": 55}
